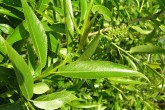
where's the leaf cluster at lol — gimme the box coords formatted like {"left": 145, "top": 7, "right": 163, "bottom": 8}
{"left": 0, "top": 0, "right": 165, "bottom": 109}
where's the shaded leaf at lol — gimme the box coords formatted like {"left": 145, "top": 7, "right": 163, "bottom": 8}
{"left": 48, "top": 33, "right": 60, "bottom": 53}
{"left": 6, "top": 21, "right": 29, "bottom": 45}
{"left": 0, "top": 0, "right": 22, "bottom": 7}
{"left": 144, "top": 29, "right": 156, "bottom": 43}
{"left": 0, "top": 36, "right": 33, "bottom": 100}
{"left": 0, "top": 8, "right": 22, "bottom": 20}
{"left": 78, "top": 34, "right": 101, "bottom": 61}
{"left": 131, "top": 26, "right": 152, "bottom": 34}
{"left": 58, "top": 61, "right": 148, "bottom": 81}
{"left": 0, "top": 99, "right": 27, "bottom": 110}
{"left": 0, "top": 67, "right": 15, "bottom": 85}
{"left": 50, "top": 23, "right": 65, "bottom": 34}
{"left": 130, "top": 45, "right": 165, "bottom": 54}
{"left": 92, "top": 5, "right": 111, "bottom": 21}
{"left": 38, "top": 0, "right": 50, "bottom": 12}
{"left": 32, "top": 91, "right": 77, "bottom": 109}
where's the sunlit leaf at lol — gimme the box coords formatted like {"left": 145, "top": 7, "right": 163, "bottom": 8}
{"left": 22, "top": 0, "right": 47, "bottom": 74}
{"left": 58, "top": 61, "right": 148, "bottom": 81}
{"left": 130, "top": 45, "right": 165, "bottom": 54}
{"left": 33, "top": 82, "right": 49, "bottom": 94}
{"left": 0, "top": 24, "right": 14, "bottom": 34}
{"left": 32, "top": 91, "right": 77, "bottom": 109}
{"left": 131, "top": 26, "right": 152, "bottom": 34}
{"left": 159, "top": 25, "right": 165, "bottom": 32}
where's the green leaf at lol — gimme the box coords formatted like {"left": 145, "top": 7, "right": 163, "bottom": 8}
{"left": 0, "top": 0, "right": 21, "bottom": 7}
{"left": 58, "top": 61, "right": 148, "bottom": 81}
{"left": 0, "top": 54, "right": 4, "bottom": 62}
{"left": 71, "top": 103, "right": 98, "bottom": 108}
{"left": 131, "top": 26, "right": 152, "bottom": 34}
{"left": 0, "top": 36, "right": 33, "bottom": 100}
{"left": 63, "top": 0, "right": 74, "bottom": 53}
{"left": 0, "top": 8, "right": 22, "bottom": 20}
{"left": 36, "top": 10, "right": 54, "bottom": 24}
{"left": 37, "top": 0, "right": 50, "bottom": 12}
{"left": 0, "top": 24, "right": 14, "bottom": 34}
{"left": 0, "top": 67, "right": 15, "bottom": 85}
{"left": 78, "top": 34, "right": 101, "bottom": 61}
{"left": 92, "top": 5, "right": 111, "bottom": 21}
{"left": 50, "top": 23, "right": 65, "bottom": 34}
{"left": 32, "top": 91, "right": 77, "bottom": 109}
{"left": 79, "top": 0, "right": 95, "bottom": 50}
{"left": 123, "top": 55, "right": 137, "bottom": 70}
{"left": 48, "top": 33, "right": 60, "bottom": 53}
{"left": 109, "top": 78, "right": 146, "bottom": 85}
{"left": 6, "top": 21, "right": 29, "bottom": 45}
{"left": 22, "top": 0, "right": 48, "bottom": 74}
{"left": 130, "top": 45, "right": 165, "bottom": 54}
{"left": 159, "top": 25, "right": 165, "bottom": 32}
{"left": 79, "top": 13, "right": 98, "bottom": 50}
{"left": 80, "top": 0, "right": 87, "bottom": 22}
{"left": 0, "top": 99, "right": 27, "bottom": 110}
{"left": 33, "top": 82, "right": 50, "bottom": 94}
{"left": 144, "top": 29, "right": 156, "bottom": 43}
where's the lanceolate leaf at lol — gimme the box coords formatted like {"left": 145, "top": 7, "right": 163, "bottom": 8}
{"left": 32, "top": 91, "right": 77, "bottom": 109}
{"left": 78, "top": 34, "right": 101, "bottom": 61}
{"left": 130, "top": 45, "right": 165, "bottom": 54}
{"left": 58, "top": 61, "right": 148, "bottom": 81}
{"left": 92, "top": 5, "right": 112, "bottom": 21}
{"left": 63, "top": 0, "right": 74, "bottom": 53}
{"left": 0, "top": 36, "right": 33, "bottom": 100}
{"left": 38, "top": 0, "right": 50, "bottom": 12}
{"left": 131, "top": 26, "right": 152, "bottom": 34}
{"left": 79, "top": 13, "right": 98, "bottom": 50}
{"left": 22, "top": 0, "right": 47, "bottom": 74}
{"left": 79, "top": 0, "right": 95, "bottom": 50}
{"left": 80, "top": 0, "right": 87, "bottom": 22}
{"left": 6, "top": 21, "right": 29, "bottom": 45}
{"left": 0, "top": 24, "right": 14, "bottom": 34}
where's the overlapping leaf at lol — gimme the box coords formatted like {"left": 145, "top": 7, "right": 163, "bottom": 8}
{"left": 0, "top": 36, "right": 33, "bottom": 100}
{"left": 78, "top": 34, "right": 101, "bottom": 61}
{"left": 22, "top": 0, "right": 47, "bottom": 74}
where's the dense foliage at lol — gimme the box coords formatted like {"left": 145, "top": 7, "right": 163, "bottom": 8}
{"left": 0, "top": 0, "right": 165, "bottom": 109}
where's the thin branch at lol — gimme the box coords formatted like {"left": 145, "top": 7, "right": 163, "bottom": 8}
{"left": 88, "top": 27, "right": 112, "bottom": 36}
{"left": 88, "top": 11, "right": 165, "bottom": 37}
{"left": 130, "top": 11, "right": 165, "bottom": 24}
